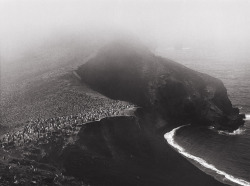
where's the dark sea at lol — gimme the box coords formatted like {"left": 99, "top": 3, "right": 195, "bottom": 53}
{"left": 159, "top": 48, "right": 250, "bottom": 186}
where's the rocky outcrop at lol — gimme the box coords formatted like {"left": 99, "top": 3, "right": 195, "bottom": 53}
{"left": 61, "top": 116, "right": 225, "bottom": 186}
{"left": 77, "top": 42, "right": 245, "bottom": 132}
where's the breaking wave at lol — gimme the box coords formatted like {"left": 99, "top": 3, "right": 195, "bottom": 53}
{"left": 217, "top": 128, "right": 246, "bottom": 136}
{"left": 245, "top": 114, "right": 250, "bottom": 121}
{"left": 164, "top": 125, "right": 250, "bottom": 186}
{"left": 208, "top": 126, "right": 246, "bottom": 136}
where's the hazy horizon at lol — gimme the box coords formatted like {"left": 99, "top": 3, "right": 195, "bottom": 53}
{"left": 1, "top": 0, "right": 250, "bottom": 63}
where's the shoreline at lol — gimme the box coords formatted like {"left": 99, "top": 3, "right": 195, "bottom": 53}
{"left": 61, "top": 114, "right": 227, "bottom": 186}
{"left": 0, "top": 106, "right": 232, "bottom": 186}
{"left": 164, "top": 125, "right": 250, "bottom": 186}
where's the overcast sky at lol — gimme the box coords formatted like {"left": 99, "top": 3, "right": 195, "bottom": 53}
{"left": 1, "top": 0, "right": 250, "bottom": 60}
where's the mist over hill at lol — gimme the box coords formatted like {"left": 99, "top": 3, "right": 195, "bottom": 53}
{"left": 0, "top": 1, "right": 249, "bottom": 185}
{"left": 77, "top": 41, "right": 245, "bottom": 132}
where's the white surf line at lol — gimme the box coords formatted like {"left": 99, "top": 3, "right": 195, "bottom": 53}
{"left": 210, "top": 113, "right": 250, "bottom": 135}
{"left": 164, "top": 125, "right": 250, "bottom": 186}
{"left": 245, "top": 114, "right": 250, "bottom": 121}
{"left": 208, "top": 126, "right": 246, "bottom": 136}
{"left": 217, "top": 128, "right": 246, "bottom": 136}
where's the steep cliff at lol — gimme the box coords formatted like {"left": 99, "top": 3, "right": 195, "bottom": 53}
{"left": 77, "top": 42, "right": 245, "bottom": 132}
{"left": 61, "top": 116, "right": 225, "bottom": 186}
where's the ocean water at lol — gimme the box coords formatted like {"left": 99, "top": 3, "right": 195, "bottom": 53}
{"left": 161, "top": 50, "right": 250, "bottom": 186}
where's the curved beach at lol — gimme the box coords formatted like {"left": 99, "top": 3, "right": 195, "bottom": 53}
{"left": 165, "top": 125, "right": 250, "bottom": 186}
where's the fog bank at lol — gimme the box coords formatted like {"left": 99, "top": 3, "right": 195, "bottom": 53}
{"left": 1, "top": 0, "right": 250, "bottom": 62}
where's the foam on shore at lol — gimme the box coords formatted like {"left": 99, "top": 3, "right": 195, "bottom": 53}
{"left": 217, "top": 128, "right": 246, "bottom": 135}
{"left": 164, "top": 125, "right": 250, "bottom": 186}
{"left": 245, "top": 114, "right": 250, "bottom": 121}
{"left": 208, "top": 126, "right": 246, "bottom": 136}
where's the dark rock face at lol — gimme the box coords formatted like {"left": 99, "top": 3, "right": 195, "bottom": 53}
{"left": 77, "top": 42, "right": 244, "bottom": 132}
{"left": 61, "top": 116, "right": 225, "bottom": 186}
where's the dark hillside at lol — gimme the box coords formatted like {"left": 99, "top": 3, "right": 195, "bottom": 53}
{"left": 62, "top": 115, "right": 226, "bottom": 186}
{"left": 77, "top": 42, "right": 245, "bottom": 132}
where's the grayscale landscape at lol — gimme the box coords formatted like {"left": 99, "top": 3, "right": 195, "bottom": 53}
{"left": 0, "top": 0, "right": 250, "bottom": 185}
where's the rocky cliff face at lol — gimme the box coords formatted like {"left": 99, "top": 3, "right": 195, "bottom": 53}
{"left": 61, "top": 116, "right": 225, "bottom": 186}
{"left": 77, "top": 42, "right": 245, "bottom": 132}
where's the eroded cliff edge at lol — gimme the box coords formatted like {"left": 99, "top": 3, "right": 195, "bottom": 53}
{"left": 77, "top": 42, "right": 245, "bottom": 132}
{"left": 62, "top": 115, "right": 225, "bottom": 186}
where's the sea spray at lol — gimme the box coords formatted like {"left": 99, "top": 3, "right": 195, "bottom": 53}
{"left": 245, "top": 114, "right": 250, "bottom": 121}
{"left": 164, "top": 125, "right": 250, "bottom": 186}
{"left": 208, "top": 126, "right": 246, "bottom": 136}
{"left": 217, "top": 128, "right": 246, "bottom": 135}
